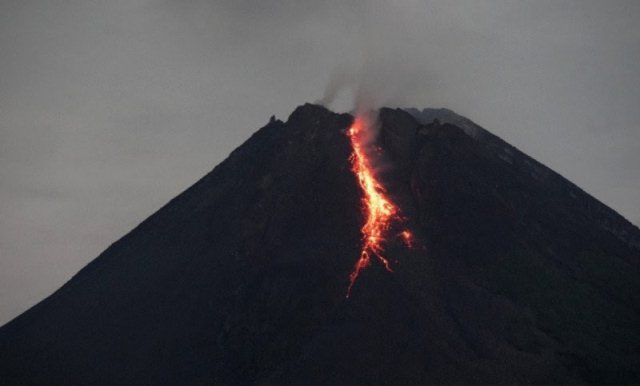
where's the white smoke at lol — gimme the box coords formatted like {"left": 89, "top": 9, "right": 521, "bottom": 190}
{"left": 317, "top": 1, "right": 436, "bottom": 116}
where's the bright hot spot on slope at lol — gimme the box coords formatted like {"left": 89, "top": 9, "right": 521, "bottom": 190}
{"left": 346, "top": 115, "right": 413, "bottom": 297}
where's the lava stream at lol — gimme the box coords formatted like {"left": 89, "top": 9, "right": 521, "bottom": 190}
{"left": 346, "top": 115, "right": 413, "bottom": 297}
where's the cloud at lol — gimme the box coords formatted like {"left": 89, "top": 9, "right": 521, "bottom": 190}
{"left": 1, "top": 0, "right": 639, "bottom": 325}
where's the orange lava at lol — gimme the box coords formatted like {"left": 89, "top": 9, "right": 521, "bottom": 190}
{"left": 400, "top": 230, "right": 414, "bottom": 248}
{"left": 346, "top": 115, "right": 413, "bottom": 297}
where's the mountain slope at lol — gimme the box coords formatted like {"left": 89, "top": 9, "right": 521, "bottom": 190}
{"left": 1, "top": 104, "right": 638, "bottom": 385}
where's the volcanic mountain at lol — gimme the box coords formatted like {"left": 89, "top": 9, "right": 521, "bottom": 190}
{"left": 1, "top": 104, "right": 639, "bottom": 385}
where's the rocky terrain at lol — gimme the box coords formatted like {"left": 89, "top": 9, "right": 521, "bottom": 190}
{"left": 1, "top": 104, "right": 638, "bottom": 385}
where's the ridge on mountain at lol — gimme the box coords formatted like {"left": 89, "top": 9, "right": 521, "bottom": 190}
{"left": 403, "top": 106, "right": 640, "bottom": 248}
{"left": 1, "top": 103, "right": 638, "bottom": 385}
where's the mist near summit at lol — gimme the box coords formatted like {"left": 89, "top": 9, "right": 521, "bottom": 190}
{"left": 1, "top": 0, "right": 639, "bottom": 326}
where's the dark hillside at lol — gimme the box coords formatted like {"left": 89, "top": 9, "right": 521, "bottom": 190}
{"left": 1, "top": 104, "right": 638, "bottom": 385}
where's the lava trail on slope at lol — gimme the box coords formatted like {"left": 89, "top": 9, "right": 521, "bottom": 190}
{"left": 346, "top": 114, "right": 413, "bottom": 297}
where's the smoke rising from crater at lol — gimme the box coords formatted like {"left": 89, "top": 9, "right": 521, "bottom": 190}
{"left": 1, "top": 0, "right": 639, "bottom": 326}
{"left": 318, "top": 1, "right": 435, "bottom": 114}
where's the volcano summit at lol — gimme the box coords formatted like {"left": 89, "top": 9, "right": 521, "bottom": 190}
{"left": 1, "top": 104, "right": 639, "bottom": 385}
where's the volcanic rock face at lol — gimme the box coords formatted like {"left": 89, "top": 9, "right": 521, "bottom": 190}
{"left": 1, "top": 104, "right": 639, "bottom": 385}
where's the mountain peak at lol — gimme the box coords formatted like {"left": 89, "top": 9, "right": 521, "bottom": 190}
{"left": 1, "top": 104, "right": 639, "bottom": 385}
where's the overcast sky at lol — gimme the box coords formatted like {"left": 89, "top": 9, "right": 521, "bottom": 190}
{"left": 1, "top": 0, "right": 639, "bottom": 325}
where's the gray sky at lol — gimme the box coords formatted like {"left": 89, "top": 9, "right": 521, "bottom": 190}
{"left": 1, "top": 0, "right": 639, "bottom": 326}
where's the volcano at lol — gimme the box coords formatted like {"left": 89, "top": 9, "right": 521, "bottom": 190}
{"left": 1, "top": 104, "right": 639, "bottom": 385}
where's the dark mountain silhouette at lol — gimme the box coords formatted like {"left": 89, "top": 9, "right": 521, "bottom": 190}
{"left": 1, "top": 104, "right": 639, "bottom": 385}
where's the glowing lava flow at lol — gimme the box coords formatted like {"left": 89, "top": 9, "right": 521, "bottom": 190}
{"left": 346, "top": 116, "right": 413, "bottom": 297}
